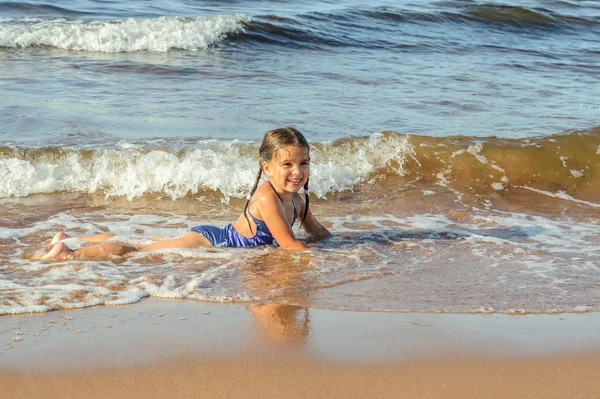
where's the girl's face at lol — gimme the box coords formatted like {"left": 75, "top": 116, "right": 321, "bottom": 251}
{"left": 263, "top": 145, "right": 310, "bottom": 194}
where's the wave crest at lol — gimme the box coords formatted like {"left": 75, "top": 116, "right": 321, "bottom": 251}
{"left": 0, "top": 14, "right": 250, "bottom": 52}
{"left": 0, "top": 133, "right": 415, "bottom": 200}
{"left": 2, "top": 129, "right": 599, "bottom": 207}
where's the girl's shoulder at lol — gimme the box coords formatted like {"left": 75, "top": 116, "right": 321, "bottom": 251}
{"left": 253, "top": 181, "right": 278, "bottom": 201}
{"left": 251, "top": 182, "right": 305, "bottom": 208}
{"left": 248, "top": 182, "right": 280, "bottom": 217}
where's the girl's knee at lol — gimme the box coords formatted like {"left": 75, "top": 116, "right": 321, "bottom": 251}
{"left": 105, "top": 243, "right": 136, "bottom": 256}
{"left": 79, "top": 243, "right": 135, "bottom": 257}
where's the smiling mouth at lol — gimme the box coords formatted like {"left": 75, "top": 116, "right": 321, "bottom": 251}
{"left": 288, "top": 178, "right": 303, "bottom": 185}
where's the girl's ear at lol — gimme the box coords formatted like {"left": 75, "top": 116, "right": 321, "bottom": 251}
{"left": 261, "top": 160, "right": 271, "bottom": 177}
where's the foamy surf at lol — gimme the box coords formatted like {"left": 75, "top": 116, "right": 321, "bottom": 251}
{"left": 1, "top": 130, "right": 599, "bottom": 212}
{"left": 1, "top": 207, "right": 599, "bottom": 316}
{"left": 0, "top": 133, "right": 416, "bottom": 200}
{"left": 0, "top": 15, "right": 250, "bottom": 52}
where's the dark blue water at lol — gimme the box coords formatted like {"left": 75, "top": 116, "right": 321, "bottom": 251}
{"left": 0, "top": 0, "right": 599, "bottom": 146}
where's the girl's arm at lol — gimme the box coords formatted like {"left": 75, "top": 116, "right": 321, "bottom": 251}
{"left": 256, "top": 191, "right": 309, "bottom": 251}
{"left": 295, "top": 193, "right": 331, "bottom": 238}
{"left": 301, "top": 209, "right": 331, "bottom": 238}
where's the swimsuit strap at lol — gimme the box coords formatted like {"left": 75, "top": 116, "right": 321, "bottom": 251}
{"left": 247, "top": 206, "right": 295, "bottom": 228}
{"left": 258, "top": 181, "right": 297, "bottom": 226}
{"left": 268, "top": 181, "right": 283, "bottom": 203}
{"left": 247, "top": 207, "right": 267, "bottom": 226}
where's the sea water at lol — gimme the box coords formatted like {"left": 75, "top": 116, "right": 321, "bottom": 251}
{"left": 1, "top": 0, "right": 599, "bottom": 315}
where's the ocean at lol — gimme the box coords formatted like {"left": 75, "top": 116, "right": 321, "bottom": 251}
{"left": 1, "top": 0, "right": 599, "bottom": 316}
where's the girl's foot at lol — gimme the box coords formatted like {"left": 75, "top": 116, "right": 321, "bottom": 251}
{"left": 41, "top": 242, "right": 73, "bottom": 260}
{"left": 50, "top": 232, "right": 68, "bottom": 245}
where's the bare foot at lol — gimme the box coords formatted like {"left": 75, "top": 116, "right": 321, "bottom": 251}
{"left": 50, "top": 232, "right": 68, "bottom": 245}
{"left": 41, "top": 242, "right": 73, "bottom": 260}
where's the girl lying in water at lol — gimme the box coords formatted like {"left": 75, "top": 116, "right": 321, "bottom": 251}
{"left": 40, "top": 127, "right": 331, "bottom": 260}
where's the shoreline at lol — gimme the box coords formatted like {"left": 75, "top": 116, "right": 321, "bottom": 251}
{"left": 2, "top": 300, "right": 600, "bottom": 398}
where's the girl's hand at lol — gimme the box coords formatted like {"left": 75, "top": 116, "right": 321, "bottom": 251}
{"left": 295, "top": 193, "right": 331, "bottom": 238}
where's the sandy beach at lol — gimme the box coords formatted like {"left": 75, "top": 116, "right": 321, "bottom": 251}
{"left": 3, "top": 0, "right": 599, "bottom": 397}
{"left": 2, "top": 300, "right": 600, "bottom": 398}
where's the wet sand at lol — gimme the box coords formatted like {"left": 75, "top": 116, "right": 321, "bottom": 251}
{"left": 2, "top": 300, "right": 600, "bottom": 398}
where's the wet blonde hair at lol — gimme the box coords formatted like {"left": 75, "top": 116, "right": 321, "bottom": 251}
{"left": 245, "top": 127, "right": 311, "bottom": 233}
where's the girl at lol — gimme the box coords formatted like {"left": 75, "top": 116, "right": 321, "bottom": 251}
{"left": 39, "top": 127, "right": 331, "bottom": 260}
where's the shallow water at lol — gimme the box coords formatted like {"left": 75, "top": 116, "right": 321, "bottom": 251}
{"left": 1, "top": 0, "right": 599, "bottom": 315}
{"left": 2, "top": 164, "right": 599, "bottom": 315}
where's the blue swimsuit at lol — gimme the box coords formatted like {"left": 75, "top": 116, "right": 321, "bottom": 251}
{"left": 188, "top": 183, "right": 297, "bottom": 247}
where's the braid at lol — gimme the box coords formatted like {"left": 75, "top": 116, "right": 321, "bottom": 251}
{"left": 300, "top": 178, "right": 309, "bottom": 229}
{"left": 244, "top": 167, "right": 263, "bottom": 234}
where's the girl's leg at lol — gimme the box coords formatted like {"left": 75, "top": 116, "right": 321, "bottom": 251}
{"left": 40, "top": 242, "right": 73, "bottom": 260}
{"left": 51, "top": 232, "right": 116, "bottom": 245}
{"left": 52, "top": 232, "right": 174, "bottom": 245}
{"left": 137, "top": 232, "right": 212, "bottom": 251}
{"left": 41, "top": 242, "right": 136, "bottom": 260}
{"left": 40, "top": 232, "right": 211, "bottom": 260}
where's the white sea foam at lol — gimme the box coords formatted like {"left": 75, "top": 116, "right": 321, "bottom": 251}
{"left": 0, "top": 304, "right": 53, "bottom": 315}
{"left": 477, "top": 305, "right": 495, "bottom": 314}
{"left": 104, "top": 288, "right": 146, "bottom": 306}
{"left": 516, "top": 186, "right": 600, "bottom": 208}
{"left": 0, "top": 134, "right": 416, "bottom": 200}
{"left": 570, "top": 169, "right": 584, "bottom": 178}
{"left": 573, "top": 305, "right": 593, "bottom": 313}
{"left": 467, "top": 142, "right": 487, "bottom": 164}
{"left": 465, "top": 142, "right": 509, "bottom": 185}
{"left": 2, "top": 209, "right": 599, "bottom": 315}
{"left": 0, "top": 211, "right": 263, "bottom": 315}
{"left": 0, "top": 15, "right": 250, "bottom": 52}
{"left": 311, "top": 133, "right": 417, "bottom": 197}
